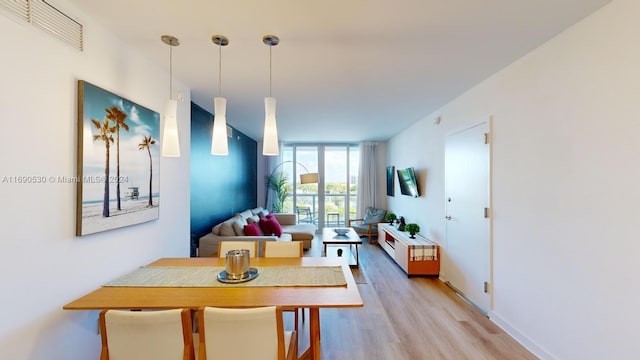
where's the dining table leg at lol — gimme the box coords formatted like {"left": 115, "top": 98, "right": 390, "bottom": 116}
{"left": 309, "top": 308, "right": 320, "bottom": 360}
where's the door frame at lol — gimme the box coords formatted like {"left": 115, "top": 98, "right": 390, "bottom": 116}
{"left": 443, "top": 116, "right": 494, "bottom": 313}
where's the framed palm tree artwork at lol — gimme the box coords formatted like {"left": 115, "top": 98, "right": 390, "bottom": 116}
{"left": 76, "top": 80, "right": 160, "bottom": 236}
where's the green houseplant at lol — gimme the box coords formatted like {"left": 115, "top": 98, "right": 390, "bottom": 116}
{"left": 265, "top": 171, "right": 290, "bottom": 213}
{"left": 404, "top": 223, "right": 420, "bottom": 238}
{"left": 385, "top": 212, "right": 397, "bottom": 224}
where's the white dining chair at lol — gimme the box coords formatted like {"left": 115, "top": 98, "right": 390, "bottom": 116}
{"left": 197, "top": 306, "right": 297, "bottom": 360}
{"left": 99, "top": 308, "right": 195, "bottom": 360}
{"left": 264, "top": 241, "right": 303, "bottom": 257}
{"left": 217, "top": 240, "right": 257, "bottom": 258}
{"left": 264, "top": 241, "right": 305, "bottom": 333}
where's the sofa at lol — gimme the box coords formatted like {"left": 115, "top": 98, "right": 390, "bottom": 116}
{"left": 198, "top": 207, "right": 316, "bottom": 257}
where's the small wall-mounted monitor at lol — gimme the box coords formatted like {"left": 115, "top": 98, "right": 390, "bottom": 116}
{"left": 397, "top": 167, "right": 420, "bottom": 197}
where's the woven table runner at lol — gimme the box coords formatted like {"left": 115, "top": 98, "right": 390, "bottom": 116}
{"left": 104, "top": 266, "right": 346, "bottom": 288}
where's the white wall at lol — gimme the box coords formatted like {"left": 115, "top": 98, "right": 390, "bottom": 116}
{"left": 0, "top": 1, "right": 191, "bottom": 359}
{"left": 388, "top": 0, "right": 640, "bottom": 359}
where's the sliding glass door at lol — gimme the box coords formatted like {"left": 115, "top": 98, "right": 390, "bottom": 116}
{"left": 294, "top": 146, "right": 319, "bottom": 225}
{"left": 284, "top": 144, "right": 358, "bottom": 230}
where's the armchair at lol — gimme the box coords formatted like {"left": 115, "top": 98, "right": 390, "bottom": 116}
{"left": 348, "top": 207, "right": 386, "bottom": 243}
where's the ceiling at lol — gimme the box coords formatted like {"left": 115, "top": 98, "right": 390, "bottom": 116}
{"left": 67, "top": 0, "right": 609, "bottom": 143}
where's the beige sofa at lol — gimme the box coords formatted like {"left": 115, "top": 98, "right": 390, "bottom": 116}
{"left": 198, "top": 207, "right": 315, "bottom": 257}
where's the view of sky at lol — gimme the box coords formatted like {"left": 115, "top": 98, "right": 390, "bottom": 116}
{"left": 281, "top": 145, "right": 359, "bottom": 184}
{"left": 81, "top": 81, "right": 160, "bottom": 203}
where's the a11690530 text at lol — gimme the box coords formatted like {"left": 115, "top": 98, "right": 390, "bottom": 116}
{"left": 1, "top": 176, "right": 129, "bottom": 184}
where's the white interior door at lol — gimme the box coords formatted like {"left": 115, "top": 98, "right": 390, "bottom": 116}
{"left": 444, "top": 121, "right": 491, "bottom": 312}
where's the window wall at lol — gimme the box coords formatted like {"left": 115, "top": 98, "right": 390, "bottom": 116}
{"left": 283, "top": 144, "right": 358, "bottom": 229}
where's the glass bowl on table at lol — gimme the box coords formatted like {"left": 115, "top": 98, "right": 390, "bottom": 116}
{"left": 333, "top": 228, "right": 349, "bottom": 236}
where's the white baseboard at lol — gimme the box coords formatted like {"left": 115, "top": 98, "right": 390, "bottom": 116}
{"left": 489, "top": 311, "right": 557, "bottom": 360}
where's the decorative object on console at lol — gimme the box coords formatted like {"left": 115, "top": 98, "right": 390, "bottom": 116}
{"left": 160, "top": 35, "right": 180, "bottom": 157}
{"left": 262, "top": 34, "right": 280, "bottom": 156}
{"left": 211, "top": 34, "right": 229, "bottom": 155}
{"left": 385, "top": 212, "right": 397, "bottom": 224}
{"left": 405, "top": 223, "right": 420, "bottom": 238}
{"left": 398, "top": 216, "right": 406, "bottom": 231}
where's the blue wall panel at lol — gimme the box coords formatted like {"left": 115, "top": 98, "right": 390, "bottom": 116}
{"left": 190, "top": 102, "right": 257, "bottom": 255}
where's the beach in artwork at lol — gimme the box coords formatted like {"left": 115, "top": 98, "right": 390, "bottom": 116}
{"left": 81, "top": 196, "right": 159, "bottom": 235}
{"left": 77, "top": 80, "right": 160, "bottom": 236}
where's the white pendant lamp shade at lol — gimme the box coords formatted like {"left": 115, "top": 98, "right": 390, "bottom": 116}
{"left": 262, "top": 34, "right": 280, "bottom": 156}
{"left": 211, "top": 97, "right": 228, "bottom": 155}
{"left": 160, "top": 35, "right": 180, "bottom": 158}
{"left": 262, "top": 96, "right": 279, "bottom": 156}
{"left": 211, "top": 34, "right": 230, "bottom": 156}
{"left": 161, "top": 99, "right": 180, "bottom": 157}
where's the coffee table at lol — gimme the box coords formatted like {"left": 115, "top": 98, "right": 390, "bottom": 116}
{"left": 322, "top": 227, "right": 363, "bottom": 268}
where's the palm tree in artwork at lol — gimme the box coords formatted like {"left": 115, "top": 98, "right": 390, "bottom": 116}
{"left": 106, "top": 106, "right": 129, "bottom": 211}
{"left": 138, "top": 136, "right": 156, "bottom": 207}
{"left": 91, "top": 117, "right": 116, "bottom": 217}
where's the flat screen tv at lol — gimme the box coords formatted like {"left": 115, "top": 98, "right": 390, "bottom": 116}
{"left": 397, "top": 167, "right": 420, "bottom": 197}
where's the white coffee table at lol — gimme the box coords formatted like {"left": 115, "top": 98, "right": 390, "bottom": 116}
{"left": 322, "top": 227, "right": 363, "bottom": 268}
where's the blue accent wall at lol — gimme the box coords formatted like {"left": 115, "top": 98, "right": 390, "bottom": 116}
{"left": 190, "top": 102, "right": 257, "bottom": 255}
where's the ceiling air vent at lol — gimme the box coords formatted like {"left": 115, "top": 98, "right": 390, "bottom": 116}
{"left": 1, "top": 0, "right": 83, "bottom": 51}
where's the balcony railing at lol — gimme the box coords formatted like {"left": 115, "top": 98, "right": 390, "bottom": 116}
{"left": 289, "top": 193, "right": 356, "bottom": 228}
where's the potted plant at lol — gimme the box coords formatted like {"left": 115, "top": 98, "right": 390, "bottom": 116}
{"left": 404, "top": 223, "right": 420, "bottom": 238}
{"left": 385, "top": 212, "right": 397, "bottom": 224}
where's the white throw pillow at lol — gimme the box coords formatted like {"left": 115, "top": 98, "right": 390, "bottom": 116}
{"left": 219, "top": 221, "right": 236, "bottom": 236}
{"left": 246, "top": 215, "right": 260, "bottom": 224}
{"left": 236, "top": 210, "right": 252, "bottom": 219}
{"left": 232, "top": 217, "right": 248, "bottom": 236}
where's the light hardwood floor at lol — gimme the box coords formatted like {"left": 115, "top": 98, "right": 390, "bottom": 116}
{"left": 293, "top": 236, "right": 538, "bottom": 360}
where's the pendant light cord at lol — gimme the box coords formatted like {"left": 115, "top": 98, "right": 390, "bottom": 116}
{"left": 218, "top": 43, "right": 222, "bottom": 97}
{"left": 269, "top": 45, "right": 272, "bottom": 97}
{"left": 169, "top": 45, "right": 173, "bottom": 99}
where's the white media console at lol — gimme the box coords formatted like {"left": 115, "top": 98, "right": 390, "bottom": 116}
{"left": 378, "top": 223, "right": 440, "bottom": 276}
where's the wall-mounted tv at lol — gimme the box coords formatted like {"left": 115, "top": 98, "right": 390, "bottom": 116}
{"left": 397, "top": 167, "right": 420, "bottom": 197}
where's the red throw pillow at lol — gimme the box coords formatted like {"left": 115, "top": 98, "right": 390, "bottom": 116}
{"left": 244, "top": 222, "right": 262, "bottom": 236}
{"left": 259, "top": 217, "right": 273, "bottom": 235}
{"left": 266, "top": 215, "right": 283, "bottom": 237}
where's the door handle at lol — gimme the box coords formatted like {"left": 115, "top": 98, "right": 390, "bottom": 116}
{"left": 445, "top": 215, "right": 452, "bottom": 220}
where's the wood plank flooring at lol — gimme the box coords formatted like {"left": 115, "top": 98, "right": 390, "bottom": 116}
{"left": 293, "top": 236, "right": 537, "bottom": 360}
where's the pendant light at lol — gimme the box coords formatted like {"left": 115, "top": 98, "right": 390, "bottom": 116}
{"left": 262, "top": 34, "right": 280, "bottom": 156}
{"left": 160, "top": 35, "right": 180, "bottom": 157}
{"left": 211, "top": 35, "right": 229, "bottom": 155}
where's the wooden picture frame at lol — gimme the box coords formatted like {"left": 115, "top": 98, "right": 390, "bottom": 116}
{"left": 76, "top": 80, "right": 160, "bottom": 236}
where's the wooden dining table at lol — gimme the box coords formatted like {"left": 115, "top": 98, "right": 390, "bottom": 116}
{"left": 63, "top": 257, "right": 363, "bottom": 360}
